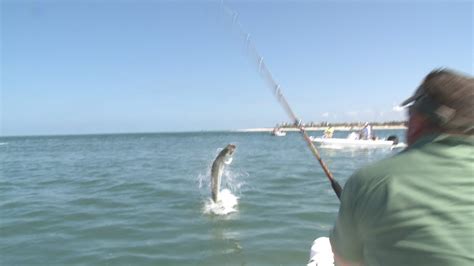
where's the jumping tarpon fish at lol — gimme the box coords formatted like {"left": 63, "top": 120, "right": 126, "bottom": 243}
{"left": 211, "top": 144, "right": 236, "bottom": 203}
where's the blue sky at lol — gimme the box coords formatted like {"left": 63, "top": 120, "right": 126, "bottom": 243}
{"left": 1, "top": 0, "right": 472, "bottom": 136}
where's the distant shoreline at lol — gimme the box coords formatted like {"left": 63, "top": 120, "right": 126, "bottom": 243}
{"left": 236, "top": 125, "right": 407, "bottom": 132}
{"left": 0, "top": 125, "right": 407, "bottom": 137}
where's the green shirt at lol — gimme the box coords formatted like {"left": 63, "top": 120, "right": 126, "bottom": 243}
{"left": 330, "top": 134, "right": 474, "bottom": 266}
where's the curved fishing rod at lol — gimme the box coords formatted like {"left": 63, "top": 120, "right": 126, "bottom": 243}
{"left": 221, "top": 2, "right": 342, "bottom": 200}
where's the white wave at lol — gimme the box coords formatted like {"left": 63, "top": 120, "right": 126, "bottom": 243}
{"left": 0, "top": 143, "right": 8, "bottom": 146}
{"left": 203, "top": 189, "right": 238, "bottom": 215}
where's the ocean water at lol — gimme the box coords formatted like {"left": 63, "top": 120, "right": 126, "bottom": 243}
{"left": 0, "top": 130, "right": 405, "bottom": 265}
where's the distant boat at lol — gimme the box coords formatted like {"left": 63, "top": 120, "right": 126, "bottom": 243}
{"left": 310, "top": 135, "right": 406, "bottom": 149}
{"left": 271, "top": 128, "right": 286, "bottom": 137}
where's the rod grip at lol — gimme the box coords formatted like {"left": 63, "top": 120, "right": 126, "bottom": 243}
{"left": 331, "top": 180, "right": 343, "bottom": 200}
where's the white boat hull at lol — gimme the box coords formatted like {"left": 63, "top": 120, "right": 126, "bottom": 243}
{"left": 307, "top": 237, "right": 334, "bottom": 266}
{"left": 310, "top": 137, "right": 406, "bottom": 149}
{"left": 272, "top": 131, "right": 286, "bottom": 137}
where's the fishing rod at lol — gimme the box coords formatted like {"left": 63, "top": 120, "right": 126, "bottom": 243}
{"left": 221, "top": 2, "right": 342, "bottom": 200}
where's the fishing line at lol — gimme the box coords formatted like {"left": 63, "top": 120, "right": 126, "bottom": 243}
{"left": 221, "top": 1, "right": 342, "bottom": 200}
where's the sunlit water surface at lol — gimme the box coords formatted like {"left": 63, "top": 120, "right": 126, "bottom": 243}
{"left": 0, "top": 130, "right": 405, "bottom": 265}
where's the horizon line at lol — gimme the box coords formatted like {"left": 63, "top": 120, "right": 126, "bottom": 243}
{"left": 0, "top": 124, "right": 407, "bottom": 138}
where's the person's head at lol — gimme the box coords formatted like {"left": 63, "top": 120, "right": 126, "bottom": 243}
{"left": 401, "top": 68, "right": 474, "bottom": 145}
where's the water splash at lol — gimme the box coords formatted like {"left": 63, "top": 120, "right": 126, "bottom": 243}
{"left": 203, "top": 189, "right": 238, "bottom": 215}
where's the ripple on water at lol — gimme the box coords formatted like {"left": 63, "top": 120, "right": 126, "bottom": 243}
{"left": 0, "top": 131, "right": 405, "bottom": 265}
